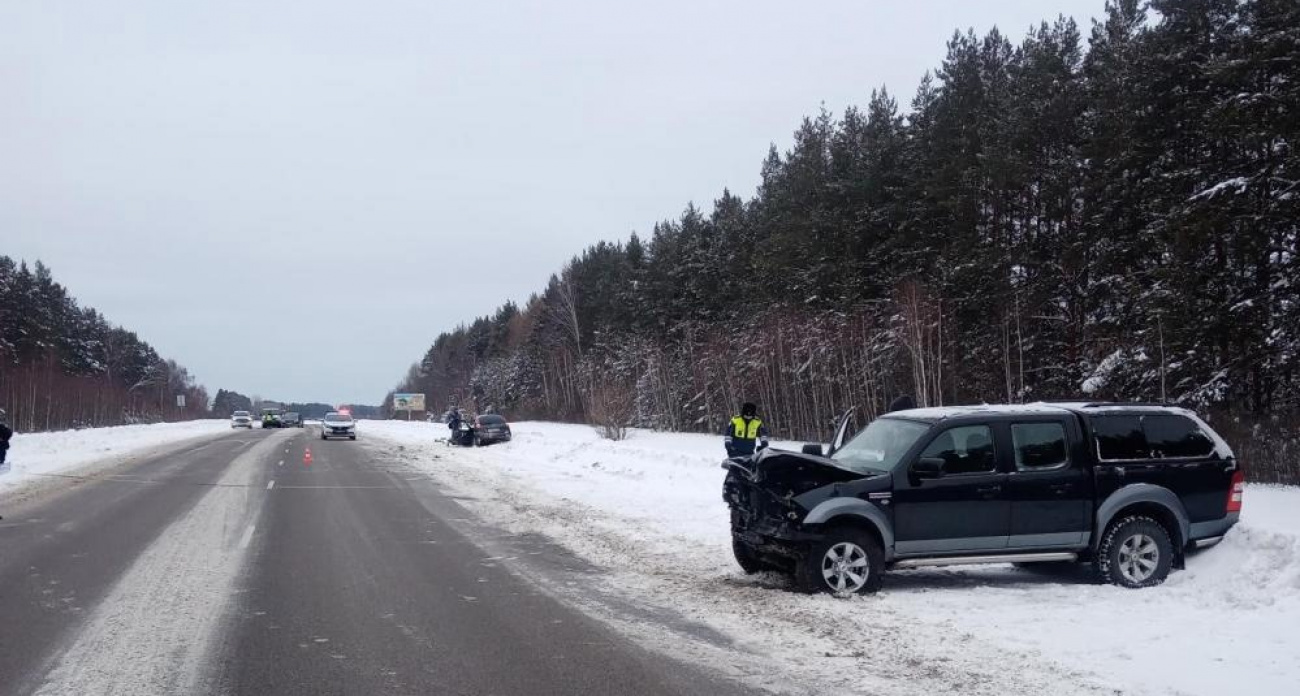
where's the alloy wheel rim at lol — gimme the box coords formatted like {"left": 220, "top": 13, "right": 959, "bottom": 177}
{"left": 1117, "top": 533, "right": 1160, "bottom": 584}
{"left": 821, "top": 542, "right": 870, "bottom": 593}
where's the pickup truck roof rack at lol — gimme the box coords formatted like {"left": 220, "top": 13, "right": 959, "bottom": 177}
{"left": 1040, "top": 401, "right": 1182, "bottom": 409}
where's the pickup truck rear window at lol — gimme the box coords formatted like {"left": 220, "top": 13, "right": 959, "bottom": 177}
{"left": 1092, "top": 414, "right": 1215, "bottom": 461}
{"left": 1092, "top": 416, "right": 1147, "bottom": 460}
{"left": 1143, "top": 415, "right": 1214, "bottom": 458}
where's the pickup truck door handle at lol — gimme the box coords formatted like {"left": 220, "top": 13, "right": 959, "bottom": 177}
{"left": 975, "top": 485, "right": 1001, "bottom": 497}
{"left": 1049, "top": 483, "right": 1073, "bottom": 494}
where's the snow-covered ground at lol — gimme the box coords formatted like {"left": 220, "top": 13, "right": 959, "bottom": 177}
{"left": 365, "top": 420, "right": 1300, "bottom": 696}
{"left": 0, "top": 420, "right": 232, "bottom": 497}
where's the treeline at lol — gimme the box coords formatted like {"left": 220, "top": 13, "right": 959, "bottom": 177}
{"left": 0, "top": 257, "right": 210, "bottom": 432}
{"left": 211, "top": 390, "right": 382, "bottom": 420}
{"left": 392, "top": 0, "right": 1299, "bottom": 481}
{"left": 279, "top": 402, "right": 382, "bottom": 419}
{"left": 211, "top": 389, "right": 254, "bottom": 417}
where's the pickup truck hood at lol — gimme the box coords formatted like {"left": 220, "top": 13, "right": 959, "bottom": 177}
{"left": 724, "top": 448, "right": 885, "bottom": 497}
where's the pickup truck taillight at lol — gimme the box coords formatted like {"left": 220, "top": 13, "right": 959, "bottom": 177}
{"left": 1227, "top": 470, "right": 1245, "bottom": 513}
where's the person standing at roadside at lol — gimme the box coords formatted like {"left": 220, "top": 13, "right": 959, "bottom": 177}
{"left": 0, "top": 407, "right": 11, "bottom": 469}
{"left": 0, "top": 408, "right": 11, "bottom": 519}
{"left": 446, "top": 408, "right": 463, "bottom": 442}
{"left": 723, "top": 402, "right": 769, "bottom": 457}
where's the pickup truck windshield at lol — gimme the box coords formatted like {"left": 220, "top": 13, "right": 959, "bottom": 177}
{"left": 324, "top": 414, "right": 352, "bottom": 423}
{"left": 830, "top": 418, "right": 930, "bottom": 474}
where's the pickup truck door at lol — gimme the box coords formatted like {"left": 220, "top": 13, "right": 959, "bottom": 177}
{"left": 892, "top": 424, "right": 1010, "bottom": 554}
{"left": 1003, "top": 418, "right": 1091, "bottom": 548}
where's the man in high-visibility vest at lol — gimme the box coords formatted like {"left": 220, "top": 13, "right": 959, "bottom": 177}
{"left": 723, "top": 402, "right": 769, "bottom": 457}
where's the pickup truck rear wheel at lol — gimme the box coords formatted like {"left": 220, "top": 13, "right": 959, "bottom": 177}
{"left": 1095, "top": 515, "right": 1174, "bottom": 588}
{"left": 796, "top": 528, "right": 884, "bottom": 595}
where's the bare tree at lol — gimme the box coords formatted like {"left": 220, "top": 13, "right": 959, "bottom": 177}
{"left": 545, "top": 270, "right": 583, "bottom": 357}
{"left": 897, "top": 280, "right": 944, "bottom": 408}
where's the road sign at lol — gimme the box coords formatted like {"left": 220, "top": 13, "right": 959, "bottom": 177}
{"left": 393, "top": 393, "right": 426, "bottom": 411}
{"left": 176, "top": 394, "right": 186, "bottom": 408}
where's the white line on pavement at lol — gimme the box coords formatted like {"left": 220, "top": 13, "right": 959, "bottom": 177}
{"left": 238, "top": 524, "right": 257, "bottom": 550}
{"left": 266, "top": 480, "right": 275, "bottom": 490}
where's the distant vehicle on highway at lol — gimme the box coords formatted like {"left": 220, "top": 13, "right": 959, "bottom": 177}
{"left": 472, "top": 414, "right": 512, "bottom": 446}
{"left": 321, "top": 411, "right": 357, "bottom": 440}
{"left": 231, "top": 411, "right": 253, "bottom": 429}
{"left": 282, "top": 412, "right": 302, "bottom": 428}
{"left": 261, "top": 408, "right": 283, "bottom": 428}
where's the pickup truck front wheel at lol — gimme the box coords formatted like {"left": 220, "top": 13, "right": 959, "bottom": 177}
{"left": 1095, "top": 516, "right": 1174, "bottom": 588}
{"left": 731, "top": 536, "right": 770, "bottom": 574}
{"left": 796, "top": 528, "right": 884, "bottom": 595}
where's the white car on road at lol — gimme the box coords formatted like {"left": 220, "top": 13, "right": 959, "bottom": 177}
{"left": 320, "top": 412, "right": 357, "bottom": 440}
{"left": 231, "top": 411, "right": 253, "bottom": 429}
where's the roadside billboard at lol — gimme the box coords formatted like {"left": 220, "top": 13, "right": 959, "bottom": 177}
{"left": 392, "top": 393, "right": 426, "bottom": 411}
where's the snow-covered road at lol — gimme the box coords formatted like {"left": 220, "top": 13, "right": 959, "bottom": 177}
{"left": 3, "top": 424, "right": 746, "bottom": 696}
{"left": 366, "top": 420, "right": 1300, "bottom": 696}
{"left": 32, "top": 432, "right": 279, "bottom": 695}
{"left": 0, "top": 420, "right": 233, "bottom": 497}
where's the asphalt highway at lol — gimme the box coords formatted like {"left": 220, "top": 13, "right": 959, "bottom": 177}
{"left": 0, "top": 427, "right": 748, "bottom": 696}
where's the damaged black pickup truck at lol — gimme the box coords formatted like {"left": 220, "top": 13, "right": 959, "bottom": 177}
{"left": 723, "top": 403, "right": 1243, "bottom": 595}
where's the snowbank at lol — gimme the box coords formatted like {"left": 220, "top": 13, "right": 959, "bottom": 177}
{"left": 0, "top": 420, "right": 232, "bottom": 496}
{"left": 365, "top": 420, "right": 1300, "bottom": 696}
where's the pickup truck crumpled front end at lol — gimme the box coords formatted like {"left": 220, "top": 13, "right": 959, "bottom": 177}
{"left": 722, "top": 448, "right": 890, "bottom": 559}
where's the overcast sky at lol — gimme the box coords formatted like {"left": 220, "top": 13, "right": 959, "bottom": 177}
{"left": 2, "top": 0, "right": 1104, "bottom": 406}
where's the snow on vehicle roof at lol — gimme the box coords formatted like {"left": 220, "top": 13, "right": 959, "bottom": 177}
{"left": 1046, "top": 402, "right": 1203, "bottom": 417}
{"left": 884, "top": 404, "right": 1071, "bottom": 420}
{"left": 885, "top": 402, "right": 1204, "bottom": 422}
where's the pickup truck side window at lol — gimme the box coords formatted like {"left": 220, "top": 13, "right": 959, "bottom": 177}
{"left": 918, "top": 425, "right": 996, "bottom": 475}
{"left": 1092, "top": 415, "right": 1149, "bottom": 461}
{"left": 1142, "top": 415, "right": 1214, "bottom": 458}
{"left": 1011, "top": 423, "right": 1069, "bottom": 471}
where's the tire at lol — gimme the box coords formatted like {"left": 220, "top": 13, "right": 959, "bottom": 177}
{"left": 1094, "top": 515, "right": 1175, "bottom": 588}
{"left": 349, "top": 435, "right": 356, "bottom": 441}
{"left": 320, "top": 432, "right": 327, "bottom": 440}
{"left": 795, "top": 527, "right": 885, "bottom": 595}
{"left": 731, "top": 536, "right": 768, "bottom": 574}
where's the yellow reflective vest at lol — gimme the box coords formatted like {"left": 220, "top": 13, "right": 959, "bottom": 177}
{"left": 730, "top": 416, "right": 763, "bottom": 440}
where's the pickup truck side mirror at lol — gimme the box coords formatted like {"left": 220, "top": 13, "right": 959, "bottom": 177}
{"left": 801, "top": 443, "right": 825, "bottom": 456}
{"left": 912, "top": 457, "right": 946, "bottom": 479}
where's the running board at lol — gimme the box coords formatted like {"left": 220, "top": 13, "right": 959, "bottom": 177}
{"left": 893, "top": 552, "right": 1077, "bottom": 569}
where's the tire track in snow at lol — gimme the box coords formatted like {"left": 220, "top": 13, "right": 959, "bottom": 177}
{"left": 32, "top": 431, "right": 287, "bottom": 696}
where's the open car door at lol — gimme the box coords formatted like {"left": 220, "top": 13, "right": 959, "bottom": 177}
{"left": 827, "top": 407, "right": 857, "bottom": 456}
